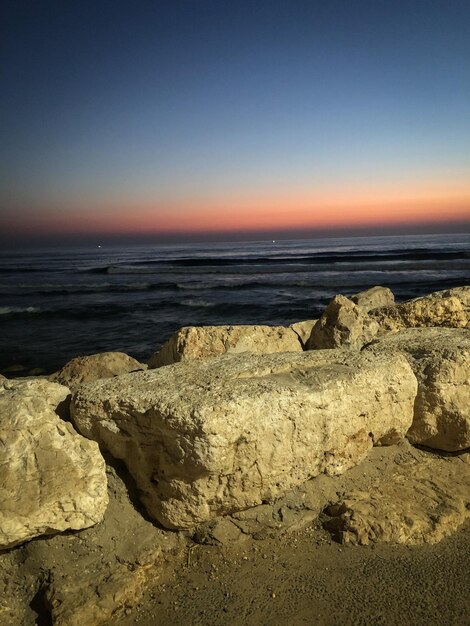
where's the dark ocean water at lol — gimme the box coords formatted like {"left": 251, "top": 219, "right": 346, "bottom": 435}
{"left": 0, "top": 233, "right": 469, "bottom": 373}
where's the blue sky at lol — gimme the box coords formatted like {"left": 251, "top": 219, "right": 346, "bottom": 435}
{"left": 1, "top": 0, "right": 469, "bottom": 239}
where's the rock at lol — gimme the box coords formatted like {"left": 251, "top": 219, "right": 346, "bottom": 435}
{"left": 289, "top": 320, "right": 318, "bottom": 347}
{"left": 193, "top": 518, "right": 245, "bottom": 546}
{"left": 370, "top": 286, "right": 470, "bottom": 332}
{"left": 351, "top": 285, "right": 395, "bottom": 312}
{"left": 148, "top": 324, "right": 302, "bottom": 368}
{"left": 323, "top": 451, "right": 470, "bottom": 545}
{"left": 71, "top": 350, "right": 417, "bottom": 529}
{"left": 366, "top": 327, "right": 470, "bottom": 451}
{"left": 306, "top": 287, "right": 470, "bottom": 351}
{"left": 0, "top": 378, "right": 108, "bottom": 549}
{"left": 306, "top": 295, "right": 380, "bottom": 350}
{"left": 49, "top": 351, "right": 146, "bottom": 389}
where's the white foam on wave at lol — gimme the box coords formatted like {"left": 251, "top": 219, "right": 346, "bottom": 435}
{"left": 177, "top": 283, "right": 207, "bottom": 290}
{"left": 0, "top": 306, "right": 41, "bottom": 315}
{"left": 181, "top": 299, "right": 215, "bottom": 308}
{"left": 107, "top": 265, "right": 156, "bottom": 274}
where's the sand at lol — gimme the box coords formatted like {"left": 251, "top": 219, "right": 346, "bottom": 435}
{"left": 119, "top": 521, "right": 470, "bottom": 626}
{"left": 2, "top": 443, "right": 470, "bottom": 625}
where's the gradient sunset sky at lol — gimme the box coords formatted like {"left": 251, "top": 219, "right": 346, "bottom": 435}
{"left": 1, "top": 0, "right": 469, "bottom": 243}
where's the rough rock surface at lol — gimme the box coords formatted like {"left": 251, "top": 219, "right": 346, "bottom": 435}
{"left": 0, "top": 378, "right": 108, "bottom": 549}
{"left": 71, "top": 350, "right": 417, "bottom": 529}
{"left": 147, "top": 324, "right": 302, "bottom": 368}
{"left": 307, "top": 287, "right": 470, "bottom": 352}
{"left": 306, "top": 295, "right": 380, "bottom": 350}
{"left": 351, "top": 285, "right": 395, "bottom": 311}
{"left": 323, "top": 450, "right": 470, "bottom": 545}
{"left": 289, "top": 319, "right": 318, "bottom": 347}
{"left": 370, "top": 286, "right": 470, "bottom": 331}
{"left": 49, "top": 351, "right": 146, "bottom": 389}
{"left": 366, "top": 328, "right": 470, "bottom": 451}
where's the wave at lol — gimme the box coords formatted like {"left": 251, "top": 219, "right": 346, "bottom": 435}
{"left": 82, "top": 252, "right": 470, "bottom": 275}
{"left": 0, "top": 266, "right": 65, "bottom": 273}
{"left": 0, "top": 306, "right": 41, "bottom": 315}
{"left": 181, "top": 299, "right": 216, "bottom": 308}
{"left": 84, "top": 265, "right": 166, "bottom": 274}
{"left": 82, "top": 249, "right": 469, "bottom": 274}
{"left": 0, "top": 297, "right": 223, "bottom": 320}
{"left": 0, "top": 298, "right": 273, "bottom": 320}
{"left": 0, "top": 281, "right": 181, "bottom": 296}
{"left": 0, "top": 271, "right": 466, "bottom": 301}
{"left": 35, "top": 281, "right": 179, "bottom": 295}
{"left": 179, "top": 274, "right": 468, "bottom": 291}
{"left": 169, "top": 250, "right": 470, "bottom": 267}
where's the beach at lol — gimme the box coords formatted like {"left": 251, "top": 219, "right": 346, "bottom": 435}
{"left": 2, "top": 440, "right": 469, "bottom": 626}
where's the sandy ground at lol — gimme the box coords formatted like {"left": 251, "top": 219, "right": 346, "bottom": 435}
{"left": 116, "top": 521, "right": 470, "bottom": 626}
{"left": 1, "top": 443, "right": 470, "bottom": 626}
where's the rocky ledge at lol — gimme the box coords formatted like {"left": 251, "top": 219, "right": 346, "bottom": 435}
{"left": 1, "top": 285, "right": 469, "bottom": 625}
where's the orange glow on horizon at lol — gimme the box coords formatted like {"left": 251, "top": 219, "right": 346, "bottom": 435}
{"left": 2, "top": 183, "right": 470, "bottom": 236}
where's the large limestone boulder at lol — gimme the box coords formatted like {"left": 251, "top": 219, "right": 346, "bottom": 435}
{"left": 370, "top": 286, "right": 470, "bottom": 332}
{"left": 351, "top": 285, "right": 395, "bottom": 312}
{"left": 0, "top": 378, "right": 108, "bottom": 549}
{"left": 71, "top": 350, "right": 417, "bottom": 529}
{"left": 366, "top": 328, "right": 470, "bottom": 451}
{"left": 50, "top": 351, "right": 146, "bottom": 389}
{"left": 306, "top": 287, "right": 470, "bottom": 352}
{"left": 148, "top": 324, "right": 302, "bottom": 368}
{"left": 306, "top": 295, "right": 380, "bottom": 350}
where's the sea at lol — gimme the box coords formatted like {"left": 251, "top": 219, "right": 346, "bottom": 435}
{"left": 0, "top": 233, "right": 469, "bottom": 374}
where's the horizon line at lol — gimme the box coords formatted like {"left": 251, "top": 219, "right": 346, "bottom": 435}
{"left": 0, "top": 220, "right": 469, "bottom": 249}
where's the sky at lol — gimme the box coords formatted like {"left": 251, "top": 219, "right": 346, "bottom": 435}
{"left": 1, "top": 0, "right": 470, "bottom": 243}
